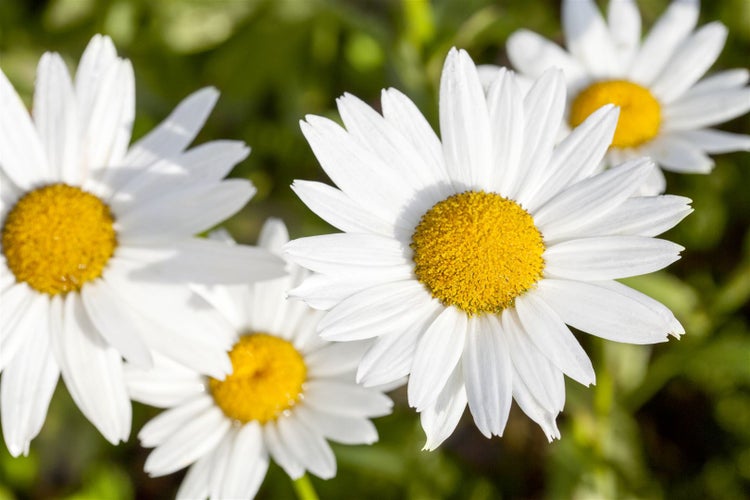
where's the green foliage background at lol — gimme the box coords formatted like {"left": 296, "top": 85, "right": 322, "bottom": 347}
{"left": 0, "top": 0, "right": 749, "bottom": 498}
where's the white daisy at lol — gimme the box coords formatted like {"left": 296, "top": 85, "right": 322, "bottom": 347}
{"left": 503, "top": 0, "right": 750, "bottom": 193}
{"left": 285, "top": 48, "right": 692, "bottom": 450}
{"left": 0, "top": 35, "right": 284, "bottom": 456}
{"left": 127, "top": 218, "right": 392, "bottom": 500}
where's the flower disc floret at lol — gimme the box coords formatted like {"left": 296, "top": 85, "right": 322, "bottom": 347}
{"left": 2, "top": 183, "right": 117, "bottom": 295}
{"left": 411, "top": 191, "right": 545, "bottom": 315}
{"left": 570, "top": 80, "right": 662, "bottom": 148}
{"left": 209, "top": 334, "right": 307, "bottom": 424}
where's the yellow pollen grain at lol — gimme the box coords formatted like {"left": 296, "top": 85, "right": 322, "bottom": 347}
{"left": 570, "top": 79, "right": 662, "bottom": 149}
{"left": 209, "top": 334, "right": 307, "bottom": 424}
{"left": 1, "top": 183, "right": 117, "bottom": 296}
{"left": 411, "top": 191, "right": 545, "bottom": 316}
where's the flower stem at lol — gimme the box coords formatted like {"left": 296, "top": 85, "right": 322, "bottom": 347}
{"left": 292, "top": 473, "right": 319, "bottom": 500}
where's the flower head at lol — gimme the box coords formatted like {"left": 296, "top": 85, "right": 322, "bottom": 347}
{"left": 286, "top": 48, "right": 691, "bottom": 449}
{"left": 0, "top": 35, "right": 284, "bottom": 456}
{"left": 127, "top": 219, "right": 392, "bottom": 499}
{"left": 505, "top": 0, "right": 750, "bottom": 193}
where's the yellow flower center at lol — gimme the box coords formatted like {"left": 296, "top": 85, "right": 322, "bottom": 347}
{"left": 570, "top": 80, "right": 661, "bottom": 148}
{"left": 209, "top": 334, "right": 307, "bottom": 424}
{"left": 411, "top": 191, "right": 545, "bottom": 316}
{"left": 1, "top": 183, "right": 117, "bottom": 296}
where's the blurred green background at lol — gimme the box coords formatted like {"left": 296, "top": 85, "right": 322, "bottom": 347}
{"left": 1, "top": 0, "right": 749, "bottom": 498}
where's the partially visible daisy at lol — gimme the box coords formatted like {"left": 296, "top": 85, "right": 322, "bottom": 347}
{"left": 0, "top": 35, "right": 284, "bottom": 456}
{"left": 502, "top": 0, "right": 750, "bottom": 193}
{"left": 127, "top": 219, "right": 392, "bottom": 499}
{"left": 286, "top": 48, "right": 691, "bottom": 449}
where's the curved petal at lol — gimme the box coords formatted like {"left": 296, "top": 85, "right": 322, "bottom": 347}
{"left": 684, "top": 69, "right": 749, "bottom": 98}
{"left": 506, "top": 29, "right": 587, "bottom": 83}
{"left": 263, "top": 421, "right": 304, "bottom": 479}
{"left": 664, "top": 88, "right": 750, "bottom": 131}
{"left": 562, "top": 0, "right": 619, "bottom": 76}
{"left": 675, "top": 129, "right": 750, "bottom": 153}
{"left": 607, "top": 0, "right": 641, "bottom": 67}
{"left": 420, "top": 362, "right": 467, "bottom": 451}
{"left": 277, "top": 413, "right": 336, "bottom": 479}
{"left": 303, "top": 380, "right": 393, "bottom": 418}
{"left": 219, "top": 422, "right": 268, "bottom": 499}
{"left": 573, "top": 194, "right": 693, "bottom": 237}
{"left": 295, "top": 404, "right": 378, "bottom": 445}
{"left": 486, "top": 68, "right": 526, "bottom": 197}
{"left": 642, "top": 136, "right": 714, "bottom": 173}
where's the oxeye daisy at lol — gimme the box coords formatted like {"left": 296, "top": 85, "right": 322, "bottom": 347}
{"left": 0, "top": 35, "right": 284, "bottom": 456}
{"left": 503, "top": 0, "right": 750, "bottom": 193}
{"left": 126, "top": 219, "right": 392, "bottom": 499}
{"left": 285, "top": 48, "right": 692, "bottom": 449}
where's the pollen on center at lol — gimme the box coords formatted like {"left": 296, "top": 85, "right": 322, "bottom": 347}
{"left": 411, "top": 191, "right": 545, "bottom": 316}
{"left": 209, "top": 334, "right": 307, "bottom": 424}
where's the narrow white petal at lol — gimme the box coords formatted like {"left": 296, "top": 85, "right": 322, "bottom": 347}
{"left": 1, "top": 312, "right": 58, "bottom": 457}
{"left": 628, "top": 0, "right": 700, "bottom": 85}
{"left": 75, "top": 34, "right": 118, "bottom": 117}
{"left": 664, "top": 88, "right": 750, "bottom": 131}
{"left": 515, "top": 293, "right": 595, "bottom": 386}
{"left": 257, "top": 216, "right": 289, "bottom": 254}
{"left": 51, "top": 293, "right": 131, "bottom": 444}
{"left": 317, "top": 281, "right": 432, "bottom": 342}
{"left": 33, "top": 52, "right": 80, "bottom": 184}
{"left": 462, "top": 315, "right": 512, "bottom": 438}
{"left": 675, "top": 129, "right": 750, "bottom": 153}
{"left": 408, "top": 306, "right": 467, "bottom": 411}
{"left": 684, "top": 69, "right": 749, "bottom": 98}
{"left": 80, "top": 279, "right": 153, "bottom": 368}
{"left": 642, "top": 136, "right": 714, "bottom": 173}
{"left": 306, "top": 342, "right": 368, "bottom": 378}
{"left": 289, "top": 271, "right": 404, "bottom": 311}
{"left": 292, "top": 180, "right": 397, "bottom": 237}
{"left": 263, "top": 421, "right": 305, "bottom": 479}
{"left": 220, "top": 422, "right": 268, "bottom": 500}
{"left": 277, "top": 413, "right": 336, "bottom": 480}
{"left": 486, "top": 68, "right": 525, "bottom": 196}
{"left": 650, "top": 22, "right": 728, "bottom": 104}
{"left": 123, "top": 87, "right": 219, "bottom": 168}
{"left": 0, "top": 285, "right": 46, "bottom": 371}
{"left": 175, "top": 451, "right": 212, "bottom": 500}
{"left": 303, "top": 380, "right": 393, "bottom": 418}
{"left": 0, "top": 70, "right": 49, "bottom": 189}
{"left": 544, "top": 236, "right": 683, "bottom": 280}
{"left": 574, "top": 194, "right": 693, "bottom": 237}
{"left": 206, "top": 434, "right": 233, "bottom": 499}
{"left": 511, "top": 370, "right": 561, "bottom": 441}
{"left": 536, "top": 279, "right": 682, "bottom": 343}
{"left": 139, "top": 395, "right": 213, "bottom": 448}
{"left": 125, "top": 354, "right": 205, "bottom": 408}
{"left": 420, "top": 363, "right": 467, "bottom": 451}
{"left": 506, "top": 29, "right": 587, "bottom": 83}
{"left": 295, "top": 404, "right": 379, "bottom": 445}
{"left": 562, "top": 0, "right": 619, "bottom": 76}
{"left": 607, "top": 0, "right": 641, "bottom": 67}
{"left": 439, "top": 48, "right": 493, "bottom": 190}
{"left": 528, "top": 105, "right": 618, "bottom": 209}
{"left": 534, "top": 158, "right": 654, "bottom": 242}
{"left": 144, "top": 406, "right": 230, "bottom": 477}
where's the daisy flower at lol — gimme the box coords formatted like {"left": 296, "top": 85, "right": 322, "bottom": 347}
{"left": 285, "top": 48, "right": 691, "bottom": 449}
{"left": 127, "top": 219, "right": 392, "bottom": 499}
{"left": 504, "top": 0, "right": 750, "bottom": 193}
{"left": 0, "top": 35, "right": 284, "bottom": 456}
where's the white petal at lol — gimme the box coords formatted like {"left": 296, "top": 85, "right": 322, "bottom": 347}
{"left": 263, "top": 421, "right": 305, "bottom": 479}
{"left": 462, "top": 315, "right": 512, "bottom": 438}
{"left": 295, "top": 404, "right": 379, "bottom": 445}
{"left": 515, "top": 292, "right": 595, "bottom": 386}
{"left": 642, "top": 136, "right": 714, "bottom": 173}
{"left": 535, "top": 279, "right": 682, "bottom": 343}
{"left": 486, "top": 68, "right": 525, "bottom": 196}
{"left": 511, "top": 370, "right": 561, "bottom": 441}
{"left": 506, "top": 29, "right": 587, "bottom": 83}
{"left": 123, "top": 87, "right": 219, "bottom": 168}
{"left": 175, "top": 451, "right": 212, "bottom": 500}
{"left": 125, "top": 354, "right": 205, "bottom": 408}
{"left": 664, "top": 88, "right": 750, "bottom": 131}
{"left": 284, "top": 233, "right": 410, "bottom": 276}
{"left": 408, "top": 306, "right": 467, "bottom": 411}
{"left": 1, "top": 312, "right": 58, "bottom": 457}
{"left": 80, "top": 278, "right": 153, "bottom": 367}
{"left": 219, "top": 422, "right": 268, "bottom": 499}
{"left": 144, "top": 406, "right": 230, "bottom": 477}
{"left": 544, "top": 236, "right": 683, "bottom": 280}
{"left": 33, "top": 52, "right": 80, "bottom": 184}
{"left": 51, "top": 293, "right": 131, "bottom": 444}
{"left": 675, "top": 129, "right": 750, "bottom": 153}
{"left": 607, "top": 0, "right": 641, "bottom": 67}
{"left": 562, "top": 0, "right": 619, "bottom": 76}
{"left": 116, "top": 179, "right": 254, "bottom": 243}
{"left": 277, "top": 413, "right": 336, "bottom": 480}
{"left": 574, "top": 194, "right": 693, "bottom": 237}
{"left": 289, "top": 271, "right": 404, "bottom": 311}
{"left": 306, "top": 342, "right": 367, "bottom": 378}
{"left": 0, "top": 69, "right": 49, "bottom": 189}
{"left": 420, "top": 363, "right": 467, "bottom": 451}
{"left": 139, "top": 395, "right": 213, "bottom": 447}
{"left": 628, "top": 0, "right": 700, "bottom": 85}
{"left": 528, "top": 105, "right": 619, "bottom": 209}
{"left": 291, "top": 180, "right": 396, "bottom": 237}
{"left": 684, "top": 69, "right": 749, "bottom": 98}
{"left": 303, "top": 380, "right": 393, "bottom": 418}
{"left": 502, "top": 308, "right": 565, "bottom": 413}
{"left": 439, "top": 48, "right": 493, "bottom": 190}
{"left": 257, "top": 217, "right": 289, "bottom": 254}
{"left": 0, "top": 284, "right": 47, "bottom": 371}
{"left": 317, "top": 281, "right": 431, "bottom": 341}
{"left": 75, "top": 34, "right": 118, "bottom": 117}
{"left": 534, "top": 158, "right": 654, "bottom": 242}
{"left": 514, "top": 69, "right": 566, "bottom": 206}
{"left": 650, "top": 22, "right": 728, "bottom": 104}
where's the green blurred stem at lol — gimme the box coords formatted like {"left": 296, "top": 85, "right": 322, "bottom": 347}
{"left": 292, "top": 474, "right": 319, "bottom": 500}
